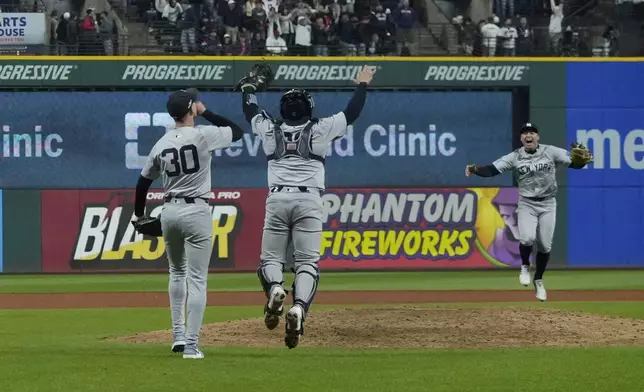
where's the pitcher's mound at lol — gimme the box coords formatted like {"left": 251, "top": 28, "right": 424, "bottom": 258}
{"left": 116, "top": 307, "right": 644, "bottom": 349}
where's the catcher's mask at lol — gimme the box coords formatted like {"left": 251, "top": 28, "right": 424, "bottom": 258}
{"left": 280, "top": 89, "right": 314, "bottom": 121}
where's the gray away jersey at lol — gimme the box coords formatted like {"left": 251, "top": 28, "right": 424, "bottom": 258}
{"left": 492, "top": 144, "right": 571, "bottom": 198}
{"left": 251, "top": 111, "right": 348, "bottom": 190}
{"left": 141, "top": 125, "right": 233, "bottom": 198}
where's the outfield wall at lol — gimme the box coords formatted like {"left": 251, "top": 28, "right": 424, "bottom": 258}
{"left": 0, "top": 57, "right": 639, "bottom": 272}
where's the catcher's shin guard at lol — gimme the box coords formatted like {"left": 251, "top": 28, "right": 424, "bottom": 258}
{"left": 257, "top": 261, "right": 284, "bottom": 298}
{"left": 291, "top": 262, "right": 320, "bottom": 316}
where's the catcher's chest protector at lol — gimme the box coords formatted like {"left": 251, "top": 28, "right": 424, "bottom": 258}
{"left": 267, "top": 119, "right": 325, "bottom": 164}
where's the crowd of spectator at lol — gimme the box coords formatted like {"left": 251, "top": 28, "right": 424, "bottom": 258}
{"left": 452, "top": 0, "right": 619, "bottom": 57}
{"left": 47, "top": 8, "right": 121, "bottom": 55}
{"left": 141, "top": 0, "right": 418, "bottom": 55}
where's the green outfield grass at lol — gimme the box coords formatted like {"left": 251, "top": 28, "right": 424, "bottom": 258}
{"left": 2, "top": 269, "right": 644, "bottom": 293}
{"left": 2, "top": 272, "right": 644, "bottom": 391}
{"left": 1, "top": 302, "right": 644, "bottom": 392}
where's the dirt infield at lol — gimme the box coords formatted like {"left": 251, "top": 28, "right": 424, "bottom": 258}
{"left": 116, "top": 307, "right": 644, "bottom": 349}
{"left": 1, "top": 290, "right": 644, "bottom": 309}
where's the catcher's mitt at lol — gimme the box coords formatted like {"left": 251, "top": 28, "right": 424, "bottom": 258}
{"left": 233, "top": 63, "right": 274, "bottom": 92}
{"left": 132, "top": 216, "right": 163, "bottom": 237}
{"left": 569, "top": 142, "right": 593, "bottom": 165}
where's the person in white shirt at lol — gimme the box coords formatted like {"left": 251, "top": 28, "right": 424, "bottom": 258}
{"left": 163, "top": 0, "right": 183, "bottom": 25}
{"left": 294, "top": 16, "right": 311, "bottom": 55}
{"left": 549, "top": 0, "right": 564, "bottom": 54}
{"left": 480, "top": 16, "right": 500, "bottom": 57}
{"left": 498, "top": 18, "right": 518, "bottom": 56}
{"left": 266, "top": 29, "right": 288, "bottom": 55}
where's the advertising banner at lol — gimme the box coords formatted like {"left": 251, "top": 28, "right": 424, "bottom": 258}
{"left": 0, "top": 58, "right": 532, "bottom": 88}
{"left": 0, "top": 13, "right": 46, "bottom": 45}
{"left": 41, "top": 187, "right": 523, "bottom": 272}
{"left": 566, "top": 62, "right": 644, "bottom": 267}
{"left": 1, "top": 90, "right": 513, "bottom": 189}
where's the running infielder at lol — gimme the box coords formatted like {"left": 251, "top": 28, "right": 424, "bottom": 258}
{"left": 237, "top": 65, "right": 375, "bottom": 348}
{"left": 132, "top": 88, "right": 243, "bottom": 359}
{"left": 465, "top": 123, "right": 593, "bottom": 301}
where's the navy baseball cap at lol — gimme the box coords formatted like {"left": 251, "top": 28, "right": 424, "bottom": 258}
{"left": 167, "top": 88, "right": 199, "bottom": 120}
{"left": 520, "top": 122, "right": 539, "bottom": 133}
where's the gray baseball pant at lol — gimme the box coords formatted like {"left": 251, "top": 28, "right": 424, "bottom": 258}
{"left": 257, "top": 188, "right": 323, "bottom": 317}
{"left": 517, "top": 197, "right": 556, "bottom": 253}
{"left": 160, "top": 198, "right": 212, "bottom": 349}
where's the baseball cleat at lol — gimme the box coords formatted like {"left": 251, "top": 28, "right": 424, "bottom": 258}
{"left": 519, "top": 265, "right": 531, "bottom": 286}
{"left": 264, "top": 285, "right": 287, "bottom": 330}
{"left": 284, "top": 305, "right": 304, "bottom": 349}
{"left": 183, "top": 347, "right": 205, "bottom": 359}
{"left": 171, "top": 340, "right": 186, "bottom": 353}
{"left": 534, "top": 279, "right": 547, "bottom": 302}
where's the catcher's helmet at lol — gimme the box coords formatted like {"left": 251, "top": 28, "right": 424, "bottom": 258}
{"left": 520, "top": 122, "right": 539, "bottom": 134}
{"left": 280, "top": 89, "right": 314, "bottom": 121}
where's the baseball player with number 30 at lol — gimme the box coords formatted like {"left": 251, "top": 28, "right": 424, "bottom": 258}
{"left": 234, "top": 64, "right": 375, "bottom": 349}
{"left": 132, "top": 88, "right": 244, "bottom": 359}
{"left": 465, "top": 123, "right": 593, "bottom": 301}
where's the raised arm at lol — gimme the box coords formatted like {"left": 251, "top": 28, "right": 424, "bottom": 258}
{"left": 242, "top": 85, "right": 262, "bottom": 124}
{"left": 465, "top": 151, "right": 516, "bottom": 178}
{"left": 195, "top": 102, "right": 243, "bottom": 141}
{"left": 343, "top": 65, "right": 375, "bottom": 125}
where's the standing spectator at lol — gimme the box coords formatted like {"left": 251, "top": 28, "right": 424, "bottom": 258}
{"left": 312, "top": 16, "right": 330, "bottom": 56}
{"left": 56, "top": 12, "right": 70, "bottom": 55}
{"left": 338, "top": 13, "right": 357, "bottom": 55}
{"left": 79, "top": 9, "right": 98, "bottom": 55}
{"left": 498, "top": 18, "right": 517, "bottom": 56}
{"left": 221, "top": 0, "right": 243, "bottom": 44}
{"left": 329, "top": 0, "right": 341, "bottom": 24}
{"left": 180, "top": 5, "right": 198, "bottom": 53}
{"left": 188, "top": 0, "right": 203, "bottom": 30}
{"left": 461, "top": 17, "right": 476, "bottom": 55}
{"left": 99, "top": 10, "right": 114, "bottom": 55}
{"left": 163, "top": 0, "right": 183, "bottom": 25}
{"left": 549, "top": 0, "right": 563, "bottom": 55}
{"left": 516, "top": 16, "right": 533, "bottom": 56}
{"left": 155, "top": 0, "right": 167, "bottom": 24}
{"left": 472, "top": 19, "right": 485, "bottom": 56}
{"left": 163, "top": 0, "right": 183, "bottom": 45}
{"left": 266, "top": 28, "right": 288, "bottom": 54}
{"left": 250, "top": 31, "right": 266, "bottom": 54}
{"left": 49, "top": 11, "right": 59, "bottom": 55}
{"left": 480, "top": 16, "right": 500, "bottom": 56}
{"left": 294, "top": 15, "right": 311, "bottom": 55}
{"left": 289, "top": 1, "right": 313, "bottom": 24}
{"left": 278, "top": 6, "right": 294, "bottom": 46}
{"left": 66, "top": 12, "right": 79, "bottom": 55}
{"left": 370, "top": 4, "right": 391, "bottom": 39}
{"left": 344, "top": 0, "right": 355, "bottom": 14}
{"left": 495, "top": 0, "right": 514, "bottom": 20}
{"left": 251, "top": 0, "right": 268, "bottom": 39}
{"left": 394, "top": 0, "right": 416, "bottom": 55}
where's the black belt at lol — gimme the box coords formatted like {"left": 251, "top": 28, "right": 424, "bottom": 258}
{"left": 164, "top": 196, "right": 209, "bottom": 203}
{"left": 270, "top": 186, "right": 311, "bottom": 193}
{"left": 524, "top": 195, "right": 553, "bottom": 202}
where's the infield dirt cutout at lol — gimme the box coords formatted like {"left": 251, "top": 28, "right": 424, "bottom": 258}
{"left": 117, "top": 306, "right": 644, "bottom": 349}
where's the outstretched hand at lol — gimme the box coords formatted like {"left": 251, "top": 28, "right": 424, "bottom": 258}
{"left": 352, "top": 65, "right": 376, "bottom": 85}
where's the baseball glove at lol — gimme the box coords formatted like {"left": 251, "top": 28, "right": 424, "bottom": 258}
{"left": 132, "top": 216, "right": 163, "bottom": 237}
{"left": 569, "top": 142, "right": 594, "bottom": 165}
{"left": 233, "top": 63, "right": 274, "bottom": 92}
